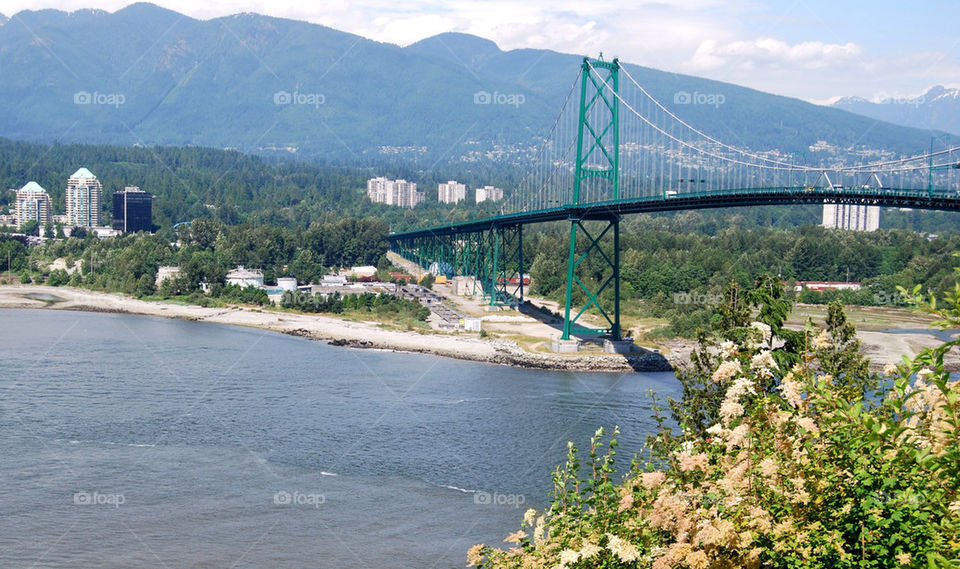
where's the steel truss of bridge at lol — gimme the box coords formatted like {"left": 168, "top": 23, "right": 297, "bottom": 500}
{"left": 388, "top": 186, "right": 960, "bottom": 340}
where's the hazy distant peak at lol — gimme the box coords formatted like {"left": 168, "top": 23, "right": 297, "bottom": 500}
{"left": 0, "top": 14, "right": 7, "bottom": 26}
{"left": 831, "top": 84, "right": 960, "bottom": 135}
{"left": 833, "top": 95, "right": 869, "bottom": 105}
{"left": 115, "top": 2, "right": 193, "bottom": 20}
{"left": 923, "top": 85, "right": 960, "bottom": 102}
{"left": 406, "top": 32, "right": 502, "bottom": 65}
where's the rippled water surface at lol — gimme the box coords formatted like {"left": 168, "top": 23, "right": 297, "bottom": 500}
{"left": 0, "top": 309, "right": 678, "bottom": 568}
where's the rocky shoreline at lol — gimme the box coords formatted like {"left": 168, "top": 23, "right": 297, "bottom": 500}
{"left": 284, "top": 329, "right": 674, "bottom": 372}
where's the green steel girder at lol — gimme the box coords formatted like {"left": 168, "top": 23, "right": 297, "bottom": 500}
{"left": 573, "top": 56, "right": 620, "bottom": 204}
{"left": 391, "top": 224, "right": 524, "bottom": 307}
{"left": 561, "top": 216, "right": 621, "bottom": 340}
{"left": 491, "top": 224, "right": 524, "bottom": 306}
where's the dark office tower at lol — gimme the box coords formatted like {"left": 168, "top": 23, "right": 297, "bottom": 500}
{"left": 112, "top": 187, "right": 153, "bottom": 232}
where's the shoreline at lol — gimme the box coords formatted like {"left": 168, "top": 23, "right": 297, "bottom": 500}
{"left": 0, "top": 285, "right": 674, "bottom": 373}
{"left": 4, "top": 285, "right": 954, "bottom": 372}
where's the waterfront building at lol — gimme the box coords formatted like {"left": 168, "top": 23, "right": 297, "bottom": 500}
{"left": 475, "top": 185, "right": 504, "bottom": 203}
{"left": 155, "top": 266, "right": 181, "bottom": 287}
{"left": 226, "top": 266, "right": 265, "bottom": 288}
{"left": 112, "top": 186, "right": 153, "bottom": 232}
{"left": 822, "top": 203, "right": 879, "bottom": 231}
{"left": 65, "top": 168, "right": 102, "bottom": 227}
{"left": 15, "top": 181, "right": 52, "bottom": 228}
{"left": 438, "top": 180, "right": 466, "bottom": 204}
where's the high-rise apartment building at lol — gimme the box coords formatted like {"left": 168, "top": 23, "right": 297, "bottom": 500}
{"left": 65, "top": 168, "right": 102, "bottom": 227}
{"left": 475, "top": 185, "right": 504, "bottom": 203}
{"left": 822, "top": 203, "right": 880, "bottom": 232}
{"left": 15, "top": 181, "right": 52, "bottom": 228}
{"left": 438, "top": 180, "right": 466, "bottom": 204}
{"left": 366, "top": 177, "right": 424, "bottom": 208}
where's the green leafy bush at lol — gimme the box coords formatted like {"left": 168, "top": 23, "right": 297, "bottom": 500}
{"left": 469, "top": 268, "right": 960, "bottom": 569}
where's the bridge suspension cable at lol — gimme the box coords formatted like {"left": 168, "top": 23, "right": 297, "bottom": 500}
{"left": 601, "top": 61, "right": 960, "bottom": 175}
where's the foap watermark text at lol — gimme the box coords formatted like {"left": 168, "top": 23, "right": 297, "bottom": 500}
{"left": 274, "top": 490, "right": 325, "bottom": 508}
{"left": 673, "top": 291, "right": 723, "bottom": 306}
{"left": 674, "top": 91, "right": 725, "bottom": 108}
{"left": 74, "top": 490, "right": 125, "bottom": 507}
{"left": 474, "top": 491, "right": 526, "bottom": 508}
{"left": 274, "top": 91, "right": 325, "bottom": 108}
{"left": 74, "top": 91, "right": 125, "bottom": 108}
{"left": 474, "top": 91, "right": 525, "bottom": 108}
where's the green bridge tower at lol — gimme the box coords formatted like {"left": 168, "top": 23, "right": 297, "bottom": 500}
{"left": 561, "top": 56, "right": 622, "bottom": 341}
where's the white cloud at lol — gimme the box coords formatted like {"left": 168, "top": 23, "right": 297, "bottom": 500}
{"left": 690, "top": 38, "right": 863, "bottom": 71}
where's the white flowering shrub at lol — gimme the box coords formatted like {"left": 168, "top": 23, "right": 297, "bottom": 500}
{"left": 469, "top": 270, "right": 960, "bottom": 568}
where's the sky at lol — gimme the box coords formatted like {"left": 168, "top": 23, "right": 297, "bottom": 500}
{"left": 1, "top": 0, "right": 958, "bottom": 104}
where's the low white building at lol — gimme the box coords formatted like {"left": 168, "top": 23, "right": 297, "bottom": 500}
{"left": 277, "top": 277, "right": 298, "bottom": 291}
{"left": 343, "top": 265, "right": 377, "bottom": 278}
{"left": 92, "top": 226, "right": 122, "bottom": 238}
{"left": 322, "top": 274, "right": 348, "bottom": 286}
{"left": 226, "top": 266, "right": 264, "bottom": 288}
{"left": 155, "top": 266, "right": 181, "bottom": 287}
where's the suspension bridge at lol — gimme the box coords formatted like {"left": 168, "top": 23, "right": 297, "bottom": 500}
{"left": 389, "top": 56, "right": 960, "bottom": 346}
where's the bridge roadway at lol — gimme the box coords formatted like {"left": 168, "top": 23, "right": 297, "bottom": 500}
{"left": 388, "top": 186, "right": 960, "bottom": 240}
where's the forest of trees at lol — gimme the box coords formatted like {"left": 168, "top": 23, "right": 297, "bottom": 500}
{"left": 526, "top": 217, "right": 960, "bottom": 336}
{"left": 2, "top": 138, "right": 959, "bottom": 235}
{"left": 8, "top": 217, "right": 389, "bottom": 301}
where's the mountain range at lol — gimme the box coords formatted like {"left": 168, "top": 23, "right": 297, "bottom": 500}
{"left": 0, "top": 3, "right": 951, "bottom": 163}
{"left": 831, "top": 86, "right": 960, "bottom": 138}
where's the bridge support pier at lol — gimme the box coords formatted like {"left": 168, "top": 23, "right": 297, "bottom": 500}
{"left": 488, "top": 224, "right": 524, "bottom": 306}
{"left": 561, "top": 215, "right": 621, "bottom": 341}
{"left": 390, "top": 224, "right": 524, "bottom": 308}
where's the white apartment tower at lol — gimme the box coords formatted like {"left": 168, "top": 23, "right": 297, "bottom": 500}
{"left": 438, "top": 180, "right": 466, "bottom": 204}
{"left": 65, "top": 167, "right": 102, "bottom": 227}
{"left": 366, "top": 177, "right": 424, "bottom": 208}
{"left": 15, "top": 181, "right": 52, "bottom": 228}
{"left": 822, "top": 203, "right": 880, "bottom": 232}
{"left": 475, "top": 185, "right": 504, "bottom": 203}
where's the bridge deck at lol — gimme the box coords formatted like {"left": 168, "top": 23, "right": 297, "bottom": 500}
{"left": 390, "top": 186, "right": 960, "bottom": 240}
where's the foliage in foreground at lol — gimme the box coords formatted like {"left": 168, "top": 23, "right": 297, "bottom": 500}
{"left": 469, "top": 269, "right": 960, "bottom": 568}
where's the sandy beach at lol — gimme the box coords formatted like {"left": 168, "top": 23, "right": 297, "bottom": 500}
{"left": 0, "top": 285, "right": 672, "bottom": 372}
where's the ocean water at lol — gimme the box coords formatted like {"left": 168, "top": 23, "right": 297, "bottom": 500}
{"left": 0, "top": 309, "right": 678, "bottom": 568}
